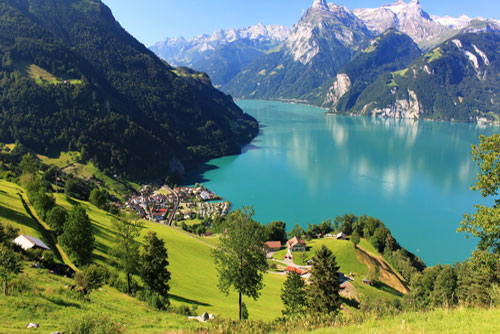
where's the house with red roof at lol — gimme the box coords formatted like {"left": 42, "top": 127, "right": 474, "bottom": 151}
{"left": 264, "top": 241, "right": 282, "bottom": 251}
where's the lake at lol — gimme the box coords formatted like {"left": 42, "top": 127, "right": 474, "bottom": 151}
{"left": 186, "top": 100, "right": 497, "bottom": 265}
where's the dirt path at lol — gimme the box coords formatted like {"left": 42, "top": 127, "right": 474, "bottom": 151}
{"left": 355, "top": 245, "right": 409, "bottom": 295}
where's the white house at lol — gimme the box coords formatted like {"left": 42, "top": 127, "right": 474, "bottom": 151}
{"left": 335, "top": 232, "right": 348, "bottom": 240}
{"left": 13, "top": 235, "right": 51, "bottom": 251}
{"left": 287, "top": 237, "right": 306, "bottom": 252}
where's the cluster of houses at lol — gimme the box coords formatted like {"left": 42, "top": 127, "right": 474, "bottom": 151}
{"left": 193, "top": 201, "right": 230, "bottom": 220}
{"left": 125, "top": 184, "right": 227, "bottom": 224}
{"left": 264, "top": 233, "right": 364, "bottom": 288}
{"left": 173, "top": 186, "right": 220, "bottom": 202}
{"left": 125, "top": 185, "right": 175, "bottom": 222}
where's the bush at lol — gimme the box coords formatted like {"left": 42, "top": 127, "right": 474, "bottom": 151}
{"left": 65, "top": 315, "right": 123, "bottom": 334}
{"left": 136, "top": 289, "right": 169, "bottom": 310}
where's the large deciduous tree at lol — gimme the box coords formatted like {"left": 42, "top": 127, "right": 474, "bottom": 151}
{"left": 306, "top": 245, "right": 341, "bottom": 315}
{"left": 60, "top": 205, "right": 95, "bottom": 266}
{"left": 212, "top": 206, "right": 268, "bottom": 320}
{"left": 459, "top": 134, "right": 500, "bottom": 253}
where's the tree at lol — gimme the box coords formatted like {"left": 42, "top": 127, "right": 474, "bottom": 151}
{"left": 33, "top": 189, "right": 55, "bottom": 220}
{"left": 110, "top": 217, "right": 142, "bottom": 294}
{"left": 19, "top": 153, "right": 38, "bottom": 175}
{"left": 89, "top": 188, "right": 108, "bottom": 210}
{"left": 432, "top": 265, "right": 457, "bottom": 307}
{"left": 459, "top": 134, "right": 500, "bottom": 253}
{"left": 265, "top": 221, "right": 287, "bottom": 243}
{"left": 212, "top": 206, "right": 268, "bottom": 320}
{"left": 289, "top": 223, "right": 304, "bottom": 240}
{"left": 75, "top": 264, "right": 107, "bottom": 296}
{"left": 351, "top": 231, "right": 360, "bottom": 248}
{"left": 280, "top": 271, "right": 307, "bottom": 317}
{"left": 306, "top": 245, "right": 341, "bottom": 315}
{"left": 60, "top": 205, "right": 95, "bottom": 266}
{"left": 140, "top": 231, "right": 170, "bottom": 300}
{"left": 46, "top": 206, "right": 68, "bottom": 236}
{"left": 0, "top": 247, "right": 22, "bottom": 295}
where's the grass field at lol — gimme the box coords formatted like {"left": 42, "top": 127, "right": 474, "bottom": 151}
{"left": 0, "top": 266, "right": 205, "bottom": 334}
{"left": 1, "top": 178, "right": 285, "bottom": 320}
{"left": 53, "top": 192, "right": 286, "bottom": 320}
{"left": 36, "top": 151, "right": 139, "bottom": 197}
{"left": 308, "top": 307, "right": 500, "bottom": 334}
{"left": 273, "top": 237, "right": 404, "bottom": 301}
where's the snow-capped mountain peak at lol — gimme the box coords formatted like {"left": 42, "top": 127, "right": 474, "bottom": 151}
{"left": 312, "top": 0, "right": 330, "bottom": 11}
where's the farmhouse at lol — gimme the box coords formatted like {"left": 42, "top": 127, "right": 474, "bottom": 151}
{"left": 264, "top": 241, "right": 282, "bottom": 251}
{"left": 335, "top": 232, "right": 348, "bottom": 240}
{"left": 13, "top": 235, "right": 51, "bottom": 251}
{"left": 287, "top": 236, "right": 306, "bottom": 252}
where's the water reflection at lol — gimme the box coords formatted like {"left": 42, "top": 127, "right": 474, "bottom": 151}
{"left": 187, "top": 100, "right": 497, "bottom": 265}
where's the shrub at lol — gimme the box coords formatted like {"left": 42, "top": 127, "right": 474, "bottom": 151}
{"left": 65, "top": 315, "right": 123, "bottom": 334}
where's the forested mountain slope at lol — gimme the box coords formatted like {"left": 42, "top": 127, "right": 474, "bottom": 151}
{"left": 0, "top": 0, "right": 258, "bottom": 180}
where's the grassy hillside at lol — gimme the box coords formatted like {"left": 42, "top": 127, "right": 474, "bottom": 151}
{"left": 308, "top": 307, "right": 500, "bottom": 334}
{"left": 0, "top": 266, "right": 205, "bottom": 334}
{"left": 273, "top": 238, "right": 406, "bottom": 301}
{"left": 0, "top": 177, "right": 284, "bottom": 321}
{"left": 1, "top": 175, "right": 410, "bottom": 321}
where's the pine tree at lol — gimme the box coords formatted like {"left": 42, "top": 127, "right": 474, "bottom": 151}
{"left": 281, "top": 271, "right": 307, "bottom": 317}
{"left": 306, "top": 245, "right": 341, "bottom": 315}
{"left": 140, "top": 231, "right": 170, "bottom": 299}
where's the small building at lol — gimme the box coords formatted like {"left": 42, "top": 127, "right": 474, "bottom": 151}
{"left": 264, "top": 241, "right": 282, "bottom": 251}
{"left": 362, "top": 278, "right": 372, "bottom": 286}
{"left": 13, "top": 235, "right": 51, "bottom": 251}
{"left": 285, "top": 266, "right": 305, "bottom": 276}
{"left": 151, "top": 208, "right": 167, "bottom": 221}
{"left": 335, "top": 232, "right": 348, "bottom": 240}
{"left": 287, "top": 237, "right": 306, "bottom": 252}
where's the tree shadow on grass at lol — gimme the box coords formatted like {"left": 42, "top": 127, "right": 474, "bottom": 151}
{"left": 169, "top": 294, "right": 211, "bottom": 306}
{"left": 372, "top": 281, "right": 404, "bottom": 298}
{"left": 16, "top": 193, "right": 62, "bottom": 262}
{"left": 41, "top": 295, "right": 81, "bottom": 309}
{"left": 341, "top": 296, "right": 360, "bottom": 309}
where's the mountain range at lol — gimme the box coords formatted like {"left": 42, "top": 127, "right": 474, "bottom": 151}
{"left": 0, "top": 0, "right": 258, "bottom": 180}
{"left": 150, "top": 24, "right": 288, "bottom": 86}
{"left": 151, "top": 0, "right": 500, "bottom": 122}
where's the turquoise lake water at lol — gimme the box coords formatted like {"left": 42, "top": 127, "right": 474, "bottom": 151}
{"left": 186, "top": 100, "right": 497, "bottom": 265}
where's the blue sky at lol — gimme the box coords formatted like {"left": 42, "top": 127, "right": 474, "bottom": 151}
{"left": 101, "top": 0, "right": 500, "bottom": 46}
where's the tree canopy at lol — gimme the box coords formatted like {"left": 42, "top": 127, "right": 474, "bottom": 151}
{"left": 212, "top": 206, "right": 268, "bottom": 320}
{"left": 59, "top": 205, "right": 94, "bottom": 266}
{"left": 306, "top": 245, "right": 341, "bottom": 315}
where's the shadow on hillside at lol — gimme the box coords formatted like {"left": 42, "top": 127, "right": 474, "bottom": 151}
{"left": 41, "top": 295, "right": 81, "bottom": 309}
{"left": 17, "top": 193, "right": 62, "bottom": 262}
{"left": 341, "top": 296, "right": 360, "bottom": 309}
{"left": 182, "top": 163, "right": 220, "bottom": 184}
{"left": 170, "top": 294, "right": 211, "bottom": 306}
{"left": 372, "top": 281, "right": 404, "bottom": 298}
{"left": 0, "top": 203, "right": 40, "bottom": 233}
